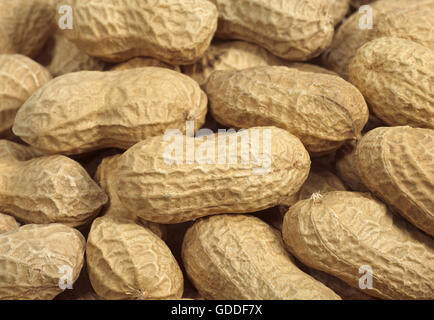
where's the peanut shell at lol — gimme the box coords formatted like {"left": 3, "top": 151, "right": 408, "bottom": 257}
{"left": 57, "top": 0, "right": 218, "bottom": 64}
{"left": 47, "top": 34, "right": 106, "bottom": 77}
{"left": 0, "top": 0, "right": 55, "bottom": 57}
{"left": 86, "top": 216, "right": 183, "bottom": 300}
{"left": 0, "top": 223, "right": 85, "bottom": 300}
{"left": 349, "top": 37, "right": 434, "bottom": 129}
{"left": 0, "top": 140, "right": 107, "bottom": 226}
{"left": 115, "top": 127, "right": 311, "bottom": 223}
{"left": 182, "top": 214, "right": 341, "bottom": 300}
{"left": 182, "top": 41, "right": 289, "bottom": 86}
{"left": 283, "top": 191, "right": 434, "bottom": 299}
{"left": 13, "top": 67, "right": 208, "bottom": 155}
{"left": 322, "top": 0, "right": 434, "bottom": 79}
{"left": 0, "top": 213, "right": 19, "bottom": 234}
{"left": 355, "top": 126, "right": 434, "bottom": 236}
{"left": 208, "top": 0, "right": 334, "bottom": 61}
{"left": 0, "top": 54, "right": 52, "bottom": 137}
{"left": 205, "top": 66, "right": 369, "bottom": 154}
{"left": 94, "top": 154, "right": 167, "bottom": 239}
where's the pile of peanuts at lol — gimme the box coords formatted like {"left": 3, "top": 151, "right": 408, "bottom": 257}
{"left": 0, "top": 0, "right": 432, "bottom": 300}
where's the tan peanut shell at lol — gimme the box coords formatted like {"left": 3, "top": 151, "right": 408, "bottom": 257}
{"left": 322, "top": 0, "right": 434, "bottom": 79}
{"left": 329, "top": 0, "right": 351, "bottom": 25}
{"left": 208, "top": 0, "right": 334, "bottom": 61}
{"left": 114, "top": 127, "right": 311, "bottom": 224}
{"left": 13, "top": 67, "right": 208, "bottom": 155}
{"left": 205, "top": 67, "right": 369, "bottom": 154}
{"left": 182, "top": 214, "right": 341, "bottom": 300}
{"left": 0, "top": 140, "right": 107, "bottom": 226}
{"left": 109, "top": 57, "right": 180, "bottom": 72}
{"left": 0, "top": 54, "right": 52, "bottom": 137}
{"left": 335, "top": 142, "right": 369, "bottom": 192}
{"left": 94, "top": 154, "right": 167, "bottom": 239}
{"left": 95, "top": 155, "right": 139, "bottom": 222}
{"left": 367, "top": 6, "right": 434, "bottom": 51}
{"left": 0, "top": 213, "right": 19, "bottom": 233}
{"left": 0, "top": 223, "right": 85, "bottom": 300}
{"left": 47, "top": 34, "right": 106, "bottom": 77}
{"left": 349, "top": 37, "right": 434, "bottom": 129}
{"left": 86, "top": 216, "right": 184, "bottom": 300}
{"left": 321, "top": 6, "right": 368, "bottom": 79}
{"left": 182, "top": 41, "right": 289, "bottom": 86}
{"left": 0, "top": 140, "right": 43, "bottom": 160}
{"left": 355, "top": 127, "right": 434, "bottom": 236}
{"left": 0, "top": 0, "right": 55, "bottom": 58}
{"left": 57, "top": 0, "right": 218, "bottom": 64}
{"left": 283, "top": 192, "right": 434, "bottom": 299}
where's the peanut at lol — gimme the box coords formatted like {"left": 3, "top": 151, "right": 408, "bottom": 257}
{"left": 0, "top": 0, "right": 55, "bottom": 58}
{"left": 86, "top": 216, "right": 183, "bottom": 300}
{"left": 0, "top": 213, "right": 19, "bottom": 234}
{"left": 329, "top": 0, "right": 351, "bottom": 25}
{"left": 182, "top": 214, "right": 341, "bottom": 300}
{"left": 56, "top": 0, "right": 218, "bottom": 64}
{"left": 114, "top": 127, "right": 310, "bottom": 224}
{"left": 13, "top": 67, "right": 208, "bottom": 155}
{"left": 349, "top": 37, "right": 434, "bottom": 129}
{"left": 282, "top": 191, "right": 434, "bottom": 299}
{"left": 182, "top": 41, "right": 290, "bottom": 86}
{"left": 366, "top": 6, "right": 434, "bottom": 50}
{"left": 205, "top": 66, "right": 369, "bottom": 154}
{"left": 0, "top": 140, "right": 107, "bottom": 226}
{"left": 322, "top": 0, "right": 434, "bottom": 79}
{"left": 46, "top": 34, "right": 107, "bottom": 77}
{"left": 94, "top": 154, "right": 142, "bottom": 222}
{"left": 0, "top": 223, "right": 85, "bottom": 300}
{"left": 208, "top": 0, "right": 334, "bottom": 61}
{"left": 355, "top": 126, "right": 434, "bottom": 236}
{"left": 0, "top": 54, "right": 52, "bottom": 138}
{"left": 94, "top": 154, "right": 167, "bottom": 239}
